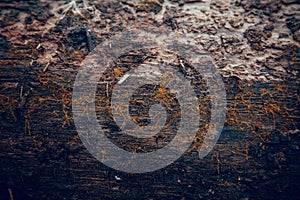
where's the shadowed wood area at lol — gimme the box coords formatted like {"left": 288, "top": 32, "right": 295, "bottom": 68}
{"left": 0, "top": 0, "right": 299, "bottom": 199}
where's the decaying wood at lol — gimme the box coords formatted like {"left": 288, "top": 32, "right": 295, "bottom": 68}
{"left": 0, "top": 0, "right": 299, "bottom": 199}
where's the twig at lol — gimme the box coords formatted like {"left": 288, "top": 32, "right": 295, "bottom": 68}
{"left": 43, "top": 62, "right": 50, "bottom": 72}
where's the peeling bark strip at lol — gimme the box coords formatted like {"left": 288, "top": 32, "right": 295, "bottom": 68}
{"left": 0, "top": 0, "right": 299, "bottom": 200}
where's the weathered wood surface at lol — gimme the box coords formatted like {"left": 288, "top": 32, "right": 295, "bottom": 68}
{"left": 0, "top": 0, "right": 299, "bottom": 199}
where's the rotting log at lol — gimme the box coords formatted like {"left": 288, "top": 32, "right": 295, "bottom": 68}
{"left": 0, "top": 0, "right": 299, "bottom": 199}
